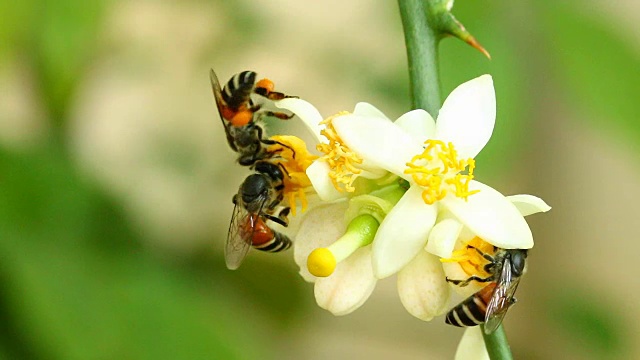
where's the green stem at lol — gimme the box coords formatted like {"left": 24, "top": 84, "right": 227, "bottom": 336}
{"left": 398, "top": 1, "right": 514, "bottom": 359}
{"left": 397, "top": 0, "right": 441, "bottom": 117}
{"left": 482, "top": 325, "right": 514, "bottom": 360}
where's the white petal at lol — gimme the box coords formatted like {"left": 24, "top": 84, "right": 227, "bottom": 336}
{"left": 314, "top": 246, "right": 377, "bottom": 315}
{"left": 425, "top": 218, "right": 463, "bottom": 258}
{"left": 306, "top": 161, "right": 348, "bottom": 201}
{"left": 397, "top": 251, "right": 450, "bottom": 321}
{"left": 435, "top": 75, "right": 496, "bottom": 159}
{"left": 274, "top": 98, "right": 324, "bottom": 143}
{"left": 508, "top": 194, "right": 552, "bottom": 216}
{"left": 353, "top": 102, "right": 390, "bottom": 120}
{"left": 455, "top": 328, "right": 490, "bottom": 360}
{"left": 332, "top": 114, "right": 424, "bottom": 179}
{"left": 294, "top": 201, "right": 349, "bottom": 282}
{"left": 394, "top": 109, "right": 436, "bottom": 144}
{"left": 372, "top": 185, "right": 437, "bottom": 279}
{"left": 441, "top": 180, "right": 533, "bottom": 249}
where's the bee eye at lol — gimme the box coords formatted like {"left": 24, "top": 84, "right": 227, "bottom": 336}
{"left": 510, "top": 252, "right": 526, "bottom": 276}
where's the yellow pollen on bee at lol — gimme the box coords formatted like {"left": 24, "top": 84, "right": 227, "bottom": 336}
{"left": 316, "top": 112, "right": 363, "bottom": 193}
{"left": 441, "top": 237, "right": 494, "bottom": 277}
{"left": 404, "top": 140, "right": 480, "bottom": 205}
{"left": 269, "top": 135, "right": 318, "bottom": 215}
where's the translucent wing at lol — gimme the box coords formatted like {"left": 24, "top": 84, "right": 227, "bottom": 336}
{"left": 209, "top": 68, "right": 237, "bottom": 150}
{"left": 484, "top": 257, "right": 521, "bottom": 334}
{"left": 225, "top": 201, "right": 253, "bottom": 270}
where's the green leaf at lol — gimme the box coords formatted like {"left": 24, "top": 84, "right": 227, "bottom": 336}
{"left": 548, "top": 287, "right": 629, "bottom": 358}
{"left": 439, "top": 1, "right": 529, "bottom": 179}
{"left": 0, "top": 144, "right": 274, "bottom": 359}
{"left": 539, "top": 3, "right": 640, "bottom": 148}
{"left": 31, "top": 0, "right": 107, "bottom": 128}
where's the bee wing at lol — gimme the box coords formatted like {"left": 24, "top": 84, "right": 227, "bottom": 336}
{"left": 484, "top": 257, "right": 521, "bottom": 334}
{"left": 209, "top": 69, "right": 237, "bottom": 150}
{"left": 225, "top": 201, "right": 253, "bottom": 270}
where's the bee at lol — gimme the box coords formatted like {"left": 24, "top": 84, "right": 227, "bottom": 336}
{"left": 210, "top": 69, "right": 297, "bottom": 166}
{"left": 445, "top": 247, "right": 528, "bottom": 334}
{"left": 225, "top": 160, "right": 292, "bottom": 270}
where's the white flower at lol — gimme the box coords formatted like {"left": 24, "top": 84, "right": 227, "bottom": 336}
{"left": 455, "top": 327, "right": 490, "bottom": 360}
{"left": 308, "top": 75, "right": 534, "bottom": 279}
{"left": 275, "top": 75, "right": 550, "bottom": 320}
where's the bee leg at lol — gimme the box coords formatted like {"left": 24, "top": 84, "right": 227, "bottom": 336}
{"left": 264, "top": 213, "right": 288, "bottom": 227}
{"left": 232, "top": 194, "right": 239, "bottom": 204}
{"left": 446, "top": 275, "right": 494, "bottom": 287}
{"left": 276, "top": 162, "right": 291, "bottom": 178}
{"left": 466, "top": 245, "right": 495, "bottom": 262}
{"left": 260, "top": 90, "right": 298, "bottom": 101}
{"left": 262, "top": 110, "right": 296, "bottom": 120}
{"left": 277, "top": 207, "right": 290, "bottom": 224}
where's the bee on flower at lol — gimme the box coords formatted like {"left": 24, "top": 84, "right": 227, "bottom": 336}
{"left": 272, "top": 75, "right": 550, "bottom": 320}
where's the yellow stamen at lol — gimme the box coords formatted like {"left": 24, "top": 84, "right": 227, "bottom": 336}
{"left": 441, "top": 237, "right": 494, "bottom": 277}
{"left": 269, "top": 135, "right": 318, "bottom": 214}
{"left": 307, "top": 248, "right": 337, "bottom": 277}
{"left": 404, "top": 140, "right": 480, "bottom": 205}
{"left": 316, "top": 112, "right": 363, "bottom": 193}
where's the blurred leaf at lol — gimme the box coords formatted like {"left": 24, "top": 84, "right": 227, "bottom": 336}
{"left": 0, "top": 143, "right": 277, "bottom": 359}
{"left": 548, "top": 287, "right": 628, "bottom": 358}
{"left": 439, "top": 1, "right": 530, "bottom": 180}
{"left": 31, "top": 0, "right": 107, "bottom": 129}
{"left": 539, "top": 3, "right": 640, "bottom": 148}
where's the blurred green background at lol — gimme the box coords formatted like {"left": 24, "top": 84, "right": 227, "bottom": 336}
{"left": 0, "top": 0, "right": 638, "bottom": 359}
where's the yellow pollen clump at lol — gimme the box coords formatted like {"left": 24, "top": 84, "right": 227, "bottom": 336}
{"left": 316, "top": 112, "right": 363, "bottom": 192}
{"left": 404, "top": 140, "right": 480, "bottom": 205}
{"left": 269, "top": 135, "right": 318, "bottom": 215}
{"left": 307, "top": 248, "right": 337, "bottom": 277}
{"left": 441, "top": 237, "right": 494, "bottom": 277}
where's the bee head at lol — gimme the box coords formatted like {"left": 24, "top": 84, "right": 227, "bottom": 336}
{"left": 241, "top": 174, "right": 269, "bottom": 204}
{"left": 509, "top": 249, "right": 528, "bottom": 277}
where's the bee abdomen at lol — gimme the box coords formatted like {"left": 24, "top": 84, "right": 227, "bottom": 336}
{"left": 253, "top": 232, "right": 292, "bottom": 253}
{"left": 223, "top": 71, "right": 257, "bottom": 110}
{"left": 445, "top": 295, "right": 488, "bottom": 327}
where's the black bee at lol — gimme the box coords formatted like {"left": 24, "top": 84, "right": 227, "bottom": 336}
{"left": 210, "top": 69, "right": 296, "bottom": 166}
{"left": 225, "top": 161, "right": 292, "bottom": 270}
{"left": 445, "top": 247, "right": 528, "bottom": 334}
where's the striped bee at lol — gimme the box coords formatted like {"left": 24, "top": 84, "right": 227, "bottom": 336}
{"left": 445, "top": 248, "right": 528, "bottom": 334}
{"left": 225, "top": 161, "right": 292, "bottom": 270}
{"left": 209, "top": 69, "right": 296, "bottom": 166}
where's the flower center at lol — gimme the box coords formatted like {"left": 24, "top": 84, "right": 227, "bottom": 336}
{"left": 441, "top": 237, "right": 495, "bottom": 277}
{"left": 404, "top": 140, "right": 479, "bottom": 205}
{"left": 316, "top": 112, "right": 363, "bottom": 193}
{"left": 269, "top": 135, "right": 318, "bottom": 215}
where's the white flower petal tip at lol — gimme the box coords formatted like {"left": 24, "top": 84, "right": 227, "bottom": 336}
{"left": 332, "top": 115, "right": 424, "bottom": 180}
{"left": 394, "top": 109, "right": 436, "bottom": 144}
{"left": 442, "top": 181, "right": 533, "bottom": 249}
{"left": 353, "top": 102, "right": 389, "bottom": 120}
{"left": 306, "top": 161, "right": 347, "bottom": 201}
{"left": 435, "top": 74, "right": 496, "bottom": 160}
{"left": 372, "top": 186, "right": 437, "bottom": 279}
{"left": 455, "top": 328, "right": 490, "bottom": 360}
{"left": 274, "top": 98, "right": 324, "bottom": 143}
{"left": 314, "top": 246, "right": 376, "bottom": 316}
{"left": 426, "top": 219, "right": 463, "bottom": 258}
{"left": 508, "top": 194, "right": 552, "bottom": 217}
{"left": 294, "top": 202, "right": 349, "bottom": 282}
{"left": 397, "top": 251, "right": 450, "bottom": 321}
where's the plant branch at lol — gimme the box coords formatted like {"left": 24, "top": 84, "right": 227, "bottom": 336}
{"left": 397, "top": 0, "right": 441, "bottom": 117}
{"left": 482, "top": 324, "right": 514, "bottom": 360}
